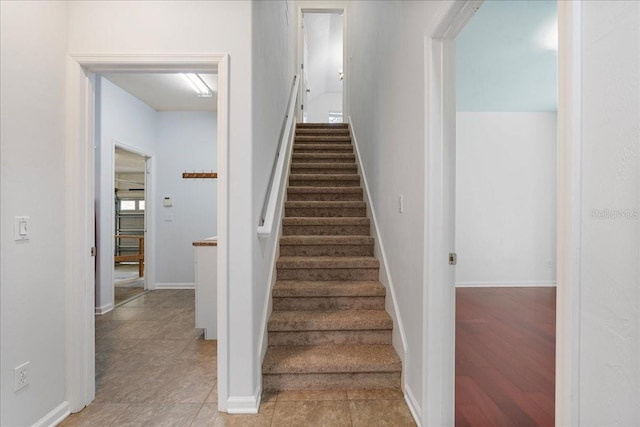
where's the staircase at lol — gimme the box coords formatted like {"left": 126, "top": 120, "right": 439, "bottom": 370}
{"left": 262, "top": 123, "right": 402, "bottom": 391}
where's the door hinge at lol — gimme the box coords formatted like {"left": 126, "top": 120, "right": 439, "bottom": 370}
{"left": 301, "top": 104, "right": 304, "bottom": 110}
{"left": 91, "top": 247, "right": 97, "bottom": 257}
{"left": 301, "top": 63, "right": 304, "bottom": 70}
{"left": 449, "top": 253, "right": 457, "bottom": 265}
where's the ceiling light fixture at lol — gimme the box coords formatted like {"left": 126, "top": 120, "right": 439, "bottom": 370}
{"left": 182, "top": 73, "right": 213, "bottom": 97}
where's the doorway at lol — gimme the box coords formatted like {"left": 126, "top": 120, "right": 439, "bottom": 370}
{"left": 300, "top": 9, "right": 345, "bottom": 123}
{"left": 65, "top": 54, "right": 229, "bottom": 413}
{"left": 453, "top": 1, "right": 558, "bottom": 424}
{"left": 113, "top": 147, "right": 148, "bottom": 306}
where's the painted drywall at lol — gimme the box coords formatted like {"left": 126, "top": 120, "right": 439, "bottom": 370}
{"left": 96, "top": 77, "right": 157, "bottom": 312}
{"left": 456, "top": 0, "right": 558, "bottom": 112}
{"left": 348, "top": 0, "right": 448, "bottom": 418}
{"left": 0, "top": 1, "right": 69, "bottom": 426}
{"left": 68, "top": 0, "right": 257, "bottom": 404}
{"left": 252, "top": 0, "right": 296, "bottom": 399}
{"left": 155, "top": 111, "right": 217, "bottom": 285}
{"left": 306, "top": 92, "right": 342, "bottom": 123}
{"left": 455, "top": 112, "right": 557, "bottom": 286}
{"left": 579, "top": 1, "right": 639, "bottom": 424}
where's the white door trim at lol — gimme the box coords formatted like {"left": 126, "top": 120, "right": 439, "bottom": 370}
{"left": 422, "top": 1, "right": 581, "bottom": 425}
{"left": 65, "top": 53, "right": 230, "bottom": 412}
{"left": 296, "top": 2, "right": 349, "bottom": 122}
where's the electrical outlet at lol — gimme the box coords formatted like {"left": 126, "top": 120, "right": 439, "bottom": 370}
{"left": 14, "top": 362, "right": 29, "bottom": 392}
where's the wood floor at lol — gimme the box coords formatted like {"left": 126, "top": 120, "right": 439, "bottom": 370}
{"left": 456, "top": 287, "right": 556, "bottom": 426}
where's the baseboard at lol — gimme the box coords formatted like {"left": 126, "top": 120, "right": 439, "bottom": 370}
{"left": 456, "top": 281, "right": 557, "bottom": 288}
{"left": 95, "top": 303, "right": 113, "bottom": 315}
{"left": 404, "top": 385, "right": 422, "bottom": 427}
{"left": 227, "top": 392, "right": 260, "bottom": 414}
{"left": 348, "top": 116, "right": 409, "bottom": 358}
{"left": 32, "top": 401, "right": 70, "bottom": 427}
{"left": 154, "top": 283, "right": 195, "bottom": 289}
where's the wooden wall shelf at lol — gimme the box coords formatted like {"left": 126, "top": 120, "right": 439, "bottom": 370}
{"left": 182, "top": 172, "right": 218, "bottom": 179}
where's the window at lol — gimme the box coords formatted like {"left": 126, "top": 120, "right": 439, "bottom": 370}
{"left": 120, "top": 200, "right": 136, "bottom": 211}
{"left": 138, "top": 200, "right": 145, "bottom": 211}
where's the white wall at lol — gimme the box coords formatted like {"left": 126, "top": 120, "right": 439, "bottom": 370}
{"left": 0, "top": 2, "right": 69, "bottom": 426}
{"left": 456, "top": 112, "right": 557, "bottom": 287}
{"left": 155, "top": 111, "right": 217, "bottom": 286}
{"left": 579, "top": 1, "right": 639, "bottom": 424}
{"left": 96, "top": 77, "right": 157, "bottom": 311}
{"left": 348, "top": 0, "right": 448, "bottom": 417}
{"left": 68, "top": 0, "right": 257, "bottom": 404}
{"left": 251, "top": 0, "right": 296, "bottom": 400}
{"left": 307, "top": 92, "right": 342, "bottom": 123}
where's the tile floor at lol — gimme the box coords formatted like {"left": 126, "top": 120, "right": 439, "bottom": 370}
{"left": 60, "top": 289, "right": 416, "bottom": 426}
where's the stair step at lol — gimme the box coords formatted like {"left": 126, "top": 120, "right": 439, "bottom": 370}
{"left": 273, "top": 296, "right": 385, "bottom": 311}
{"left": 263, "top": 372, "right": 400, "bottom": 391}
{"left": 269, "top": 330, "right": 391, "bottom": 346}
{"left": 290, "top": 163, "right": 358, "bottom": 174}
{"left": 292, "top": 153, "right": 356, "bottom": 163}
{"left": 289, "top": 174, "right": 360, "bottom": 187}
{"left": 285, "top": 201, "right": 366, "bottom": 218}
{"left": 263, "top": 345, "right": 401, "bottom": 374}
{"left": 295, "top": 128, "right": 351, "bottom": 136}
{"left": 296, "top": 123, "right": 349, "bottom": 129}
{"left": 293, "top": 144, "right": 353, "bottom": 152}
{"left": 277, "top": 256, "right": 379, "bottom": 281}
{"left": 273, "top": 281, "right": 385, "bottom": 298}
{"left": 287, "top": 187, "right": 363, "bottom": 202}
{"left": 282, "top": 217, "right": 370, "bottom": 236}
{"left": 280, "top": 235, "right": 373, "bottom": 256}
{"left": 268, "top": 310, "right": 392, "bottom": 331}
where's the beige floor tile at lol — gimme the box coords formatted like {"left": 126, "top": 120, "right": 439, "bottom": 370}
{"left": 102, "top": 320, "right": 165, "bottom": 340}
{"left": 277, "top": 390, "right": 347, "bottom": 401}
{"left": 349, "top": 399, "right": 417, "bottom": 426}
{"left": 110, "top": 307, "right": 185, "bottom": 321}
{"left": 205, "top": 382, "right": 219, "bottom": 403}
{"left": 94, "top": 364, "right": 168, "bottom": 403}
{"left": 261, "top": 391, "right": 278, "bottom": 403}
{"left": 271, "top": 401, "right": 351, "bottom": 427}
{"left": 111, "top": 403, "right": 202, "bottom": 426}
{"left": 174, "top": 337, "right": 217, "bottom": 364}
{"left": 190, "top": 403, "right": 221, "bottom": 426}
{"left": 58, "top": 403, "right": 129, "bottom": 427}
{"left": 144, "top": 362, "right": 216, "bottom": 403}
{"left": 347, "top": 389, "right": 404, "bottom": 400}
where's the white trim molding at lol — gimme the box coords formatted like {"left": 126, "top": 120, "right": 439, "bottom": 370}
{"left": 155, "top": 283, "right": 195, "bottom": 290}
{"left": 556, "top": 0, "right": 583, "bottom": 425}
{"left": 94, "top": 303, "right": 114, "bottom": 315}
{"left": 65, "top": 53, "right": 229, "bottom": 415}
{"left": 226, "top": 392, "right": 261, "bottom": 414}
{"left": 31, "top": 401, "right": 70, "bottom": 427}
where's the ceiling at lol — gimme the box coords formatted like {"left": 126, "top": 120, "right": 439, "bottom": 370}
{"left": 456, "top": 0, "right": 557, "bottom": 112}
{"left": 115, "top": 147, "right": 146, "bottom": 174}
{"left": 103, "top": 73, "right": 218, "bottom": 112}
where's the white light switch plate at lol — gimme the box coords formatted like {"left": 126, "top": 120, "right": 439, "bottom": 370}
{"left": 14, "top": 216, "right": 30, "bottom": 241}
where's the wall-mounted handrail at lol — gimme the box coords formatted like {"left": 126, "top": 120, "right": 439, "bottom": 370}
{"left": 257, "top": 75, "right": 300, "bottom": 237}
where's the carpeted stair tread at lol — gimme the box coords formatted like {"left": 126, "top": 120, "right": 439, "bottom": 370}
{"left": 296, "top": 123, "right": 349, "bottom": 129}
{"left": 289, "top": 174, "right": 359, "bottom": 181}
{"left": 277, "top": 256, "right": 379, "bottom": 269}
{"left": 280, "top": 235, "right": 373, "bottom": 246}
{"left": 294, "top": 144, "right": 353, "bottom": 152}
{"left": 285, "top": 201, "right": 365, "bottom": 208}
{"left": 268, "top": 310, "right": 392, "bottom": 331}
{"left": 273, "top": 280, "right": 385, "bottom": 297}
{"left": 287, "top": 187, "right": 362, "bottom": 194}
{"left": 292, "top": 153, "right": 356, "bottom": 161}
{"left": 263, "top": 344, "right": 402, "bottom": 374}
{"left": 290, "top": 163, "right": 358, "bottom": 174}
{"left": 295, "top": 128, "right": 350, "bottom": 135}
{"left": 282, "top": 217, "right": 370, "bottom": 226}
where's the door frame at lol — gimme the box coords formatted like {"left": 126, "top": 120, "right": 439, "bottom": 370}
{"left": 64, "top": 53, "right": 230, "bottom": 412}
{"left": 296, "top": 2, "right": 348, "bottom": 122}
{"left": 422, "top": 1, "right": 582, "bottom": 425}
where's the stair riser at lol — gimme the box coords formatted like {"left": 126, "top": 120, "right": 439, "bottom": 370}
{"left": 263, "top": 372, "right": 401, "bottom": 391}
{"left": 282, "top": 225, "right": 370, "bottom": 236}
{"left": 280, "top": 244, "right": 373, "bottom": 257}
{"left": 289, "top": 180, "right": 360, "bottom": 188}
{"left": 294, "top": 146, "right": 353, "bottom": 153}
{"left": 285, "top": 207, "right": 366, "bottom": 217}
{"left": 269, "top": 330, "right": 391, "bottom": 346}
{"left": 277, "top": 268, "right": 378, "bottom": 281}
{"left": 287, "top": 192, "right": 363, "bottom": 202}
{"left": 295, "top": 139, "right": 352, "bottom": 144}
{"left": 295, "top": 129, "right": 350, "bottom": 135}
{"left": 292, "top": 157, "right": 355, "bottom": 164}
{"left": 273, "top": 296, "right": 385, "bottom": 310}
{"left": 290, "top": 167, "right": 357, "bottom": 174}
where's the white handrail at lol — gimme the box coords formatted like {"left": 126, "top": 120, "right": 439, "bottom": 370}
{"left": 257, "top": 75, "right": 300, "bottom": 237}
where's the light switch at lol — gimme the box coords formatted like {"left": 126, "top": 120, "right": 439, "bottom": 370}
{"left": 14, "top": 216, "right": 30, "bottom": 241}
{"left": 163, "top": 196, "right": 173, "bottom": 207}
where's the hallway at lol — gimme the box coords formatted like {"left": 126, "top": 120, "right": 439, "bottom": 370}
{"left": 61, "top": 290, "right": 416, "bottom": 426}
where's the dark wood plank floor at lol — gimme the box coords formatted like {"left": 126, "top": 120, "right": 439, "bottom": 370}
{"left": 456, "top": 287, "right": 556, "bottom": 427}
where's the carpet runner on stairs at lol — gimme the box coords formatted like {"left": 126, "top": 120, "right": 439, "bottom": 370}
{"left": 263, "top": 122, "right": 402, "bottom": 392}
